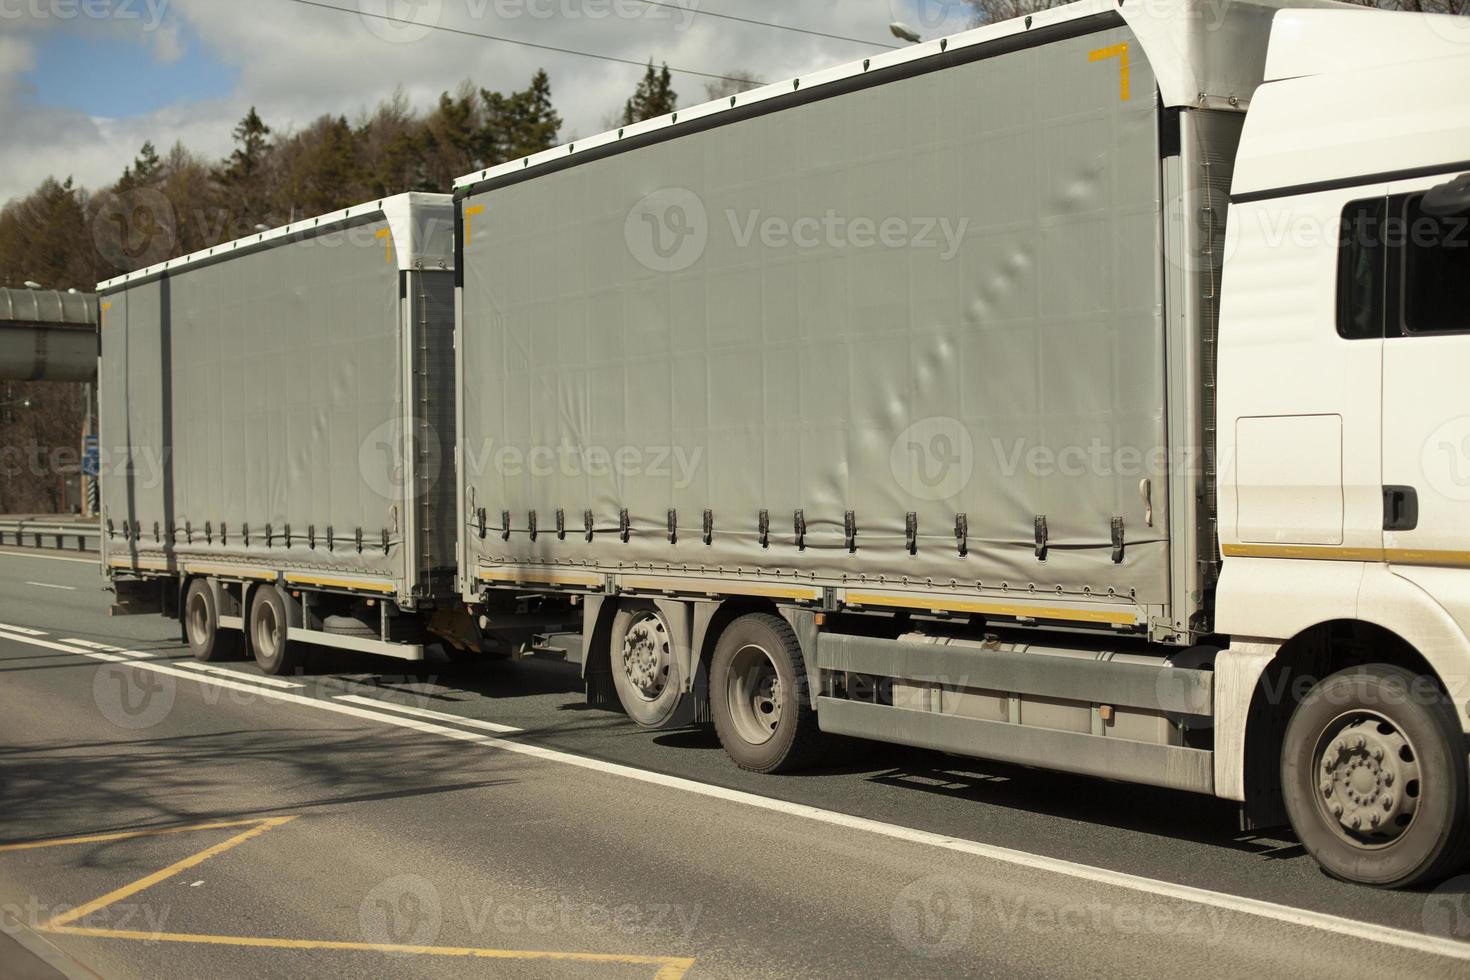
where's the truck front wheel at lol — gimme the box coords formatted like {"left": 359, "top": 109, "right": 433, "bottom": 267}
{"left": 249, "top": 585, "right": 304, "bottom": 676}
{"left": 710, "top": 613, "right": 826, "bottom": 773}
{"left": 184, "top": 578, "right": 239, "bottom": 662}
{"left": 1282, "top": 663, "right": 1470, "bottom": 888}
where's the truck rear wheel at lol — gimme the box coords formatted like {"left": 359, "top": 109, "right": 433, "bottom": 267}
{"left": 184, "top": 578, "right": 238, "bottom": 662}
{"left": 1282, "top": 663, "right": 1470, "bottom": 888}
{"left": 711, "top": 613, "right": 826, "bottom": 773}
{"left": 610, "top": 601, "right": 683, "bottom": 728}
{"left": 249, "top": 584, "right": 304, "bottom": 676}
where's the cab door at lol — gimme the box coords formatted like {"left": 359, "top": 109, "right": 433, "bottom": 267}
{"left": 1381, "top": 172, "right": 1470, "bottom": 569}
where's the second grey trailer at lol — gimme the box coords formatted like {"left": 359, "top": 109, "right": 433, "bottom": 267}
{"left": 98, "top": 193, "right": 461, "bottom": 669}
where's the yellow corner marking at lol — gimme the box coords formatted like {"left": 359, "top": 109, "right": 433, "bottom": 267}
{"left": 845, "top": 591, "right": 1137, "bottom": 626}
{"left": 39, "top": 928, "right": 695, "bottom": 977}
{"left": 0, "top": 818, "right": 286, "bottom": 855}
{"left": 42, "top": 817, "right": 297, "bottom": 929}
{"left": 1088, "top": 42, "right": 1130, "bottom": 101}
{"left": 464, "top": 204, "right": 486, "bottom": 245}
{"left": 374, "top": 227, "right": 393, "bottom": 265}
{"left": 8, "top": 814, "right": 696, "bottom": 978}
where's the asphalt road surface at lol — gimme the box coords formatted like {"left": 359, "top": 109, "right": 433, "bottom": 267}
{"left": 1, "top": 546, "right": 1468, "bottom": 979}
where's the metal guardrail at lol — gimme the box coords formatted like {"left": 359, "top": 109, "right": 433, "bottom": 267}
{"left": 0, "top": 519, "right": 100, "bottom": 552}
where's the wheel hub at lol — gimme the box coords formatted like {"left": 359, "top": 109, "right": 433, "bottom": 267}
{"left": 621, "top": 614, "right": 671, "bottom": 700}
{"left": 726, "top": 644, "right": 782, "bottom": 746}
{"left": 187, "top": 593, "right": 209, "bottom": 645}
{"left": 1318, "top": 717, "right": 1420, "bottom": 842}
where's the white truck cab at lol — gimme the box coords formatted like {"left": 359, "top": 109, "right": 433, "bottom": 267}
{"left": 1218, "top": 7, "right": 1470, "bottom": 885}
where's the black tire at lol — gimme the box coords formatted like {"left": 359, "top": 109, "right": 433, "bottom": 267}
{"left": 710, "top": 613, "right": 827, "bottom": 773}
{"left": 184, "top": 578, "right": 240, "bottom": 662}
{"left": 609, "top": 601, "right": 683, "bottom": 728}
{"left": 248, "top": 584, "right": 304, "bottom": 676}
{"left": 1282, "top": 663, "right": 1470, "bottom": 888}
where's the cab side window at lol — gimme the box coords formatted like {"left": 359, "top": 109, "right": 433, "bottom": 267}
{"left": 1400, "top": 191, "right": 1470, "bottom": 335}
{"left": 1336, "top": 198, "right": 1386, "bottom": 340}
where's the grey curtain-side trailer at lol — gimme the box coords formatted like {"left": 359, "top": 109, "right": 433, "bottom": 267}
{"left": 97, "top": 193, "right": 465, "bottom": 670}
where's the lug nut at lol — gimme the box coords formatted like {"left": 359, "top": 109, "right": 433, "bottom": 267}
{"left": 1383, "top": 771, "right": 1394, "bottom": 787}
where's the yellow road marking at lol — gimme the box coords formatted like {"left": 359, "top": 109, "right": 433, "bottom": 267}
{"left": 1088, "top": 42, "right": 1130, "bottom": 100}
{"left": 0, "top": 818, "right": 285, "bottom": 855}
{"left": 844, "top": 591, "right": 1138, "bottom": 626}
{"left": 39, "top": 927, "right": 695, "bottom": 977}
{"left": 7, "top": 815, "right": 696, "bottom": 977}
{"left": 43, "top": 817, "right": 297, "bottom": 929}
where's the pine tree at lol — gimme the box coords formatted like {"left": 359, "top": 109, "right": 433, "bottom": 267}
{"left": 621, "top": 61, "right": 677, "bottom": 126}
{"left": 215, "top": 107, "right": 273, "bottom": 229}
{"left": 116, "top": 141, "right": 163, "bottom": 191}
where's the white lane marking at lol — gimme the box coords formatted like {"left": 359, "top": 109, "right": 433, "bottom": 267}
{"left": 334, "top": 694, "right": 522, "bottom": 733}
{"left": 61, "top": 639, "right": 126, "bottom": 652}
{"left": 25, "top": 581, "right": 75, "bottom": 591}
{"left": 0, "top": 549, "right": 98, "bottom": 565}
{"left": 0, "top": 623, "right": 48, "bottom": 636}
{"left": 4, "top": 631, "right": 1468, "bottom": 963}
{"left": 177, "top": 662, "right": 303, "bottom": 689}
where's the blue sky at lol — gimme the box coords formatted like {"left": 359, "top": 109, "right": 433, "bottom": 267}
{"left": 20, "top": 21, "right": 236, "bottom": 118}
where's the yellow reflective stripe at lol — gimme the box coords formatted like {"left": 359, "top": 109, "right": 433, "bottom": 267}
{"left": 1222, "top": 543, "right": 1470, "bottom": 568}
{"left": 283, "top": 573, "right": 395, "bottom": 594}
{"left": 844, "top": 591, "right": 1138, "bottom": 626}
{"left": 478, "top": 567, "right": 602, "bottom": 587}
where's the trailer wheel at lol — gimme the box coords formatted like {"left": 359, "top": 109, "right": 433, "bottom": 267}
{"left": 249, "top": 584, "right": 303, "bottom": 676}
{"left": 609, "top": 601, "right": 683, "bottom": 728}
{"left": 184, "top": 579, "right": 239, "bottom": 662}
{"left": 711, "top": 613, "right": 826, "bottom": 773}
{"left": 1282, "top": 663, "right": 1470, "bottom": 888}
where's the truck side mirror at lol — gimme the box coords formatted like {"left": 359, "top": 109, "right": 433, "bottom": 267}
{"left": 1422, "top": 172, "right": 1470, "bottom": 216}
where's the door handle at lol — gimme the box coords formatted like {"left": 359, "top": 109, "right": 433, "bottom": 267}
{"left": 1383, "top": 485, "right": 1418, "bottom": 531}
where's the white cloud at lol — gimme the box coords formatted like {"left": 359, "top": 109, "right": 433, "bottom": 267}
{"left": 1, "top": 0, "right": 921, "bottom": 203}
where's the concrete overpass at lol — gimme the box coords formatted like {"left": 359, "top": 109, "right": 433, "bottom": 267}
{"left": 0, "top": 287, "right": 98, "bottom": 382}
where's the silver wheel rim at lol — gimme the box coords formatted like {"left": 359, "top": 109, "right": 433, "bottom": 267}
{"left": 1313, "top": 710, "right": 1422, "bottom": 847}
{"left": 253, "top": 599, "right": 280, "bottom": 664}
{"left": 186, "top": 592, "right": 210, "bottom": 647}
{"left": 620, "top": 611, "right": 671, "bottom": 701}
{"left": 726, "top": 643, "right": 782, "bottom": 746}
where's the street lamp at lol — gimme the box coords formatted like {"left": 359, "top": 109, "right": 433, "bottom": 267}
{"left": 889, "top": 21, "right": 922, "bottom": 43}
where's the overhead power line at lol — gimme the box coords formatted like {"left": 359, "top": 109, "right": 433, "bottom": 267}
{"left": 286, "top": 0, "right": 764, "bottom": 84}
{"left": 632, "top": 0, "right": 901, "bottom": 49}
